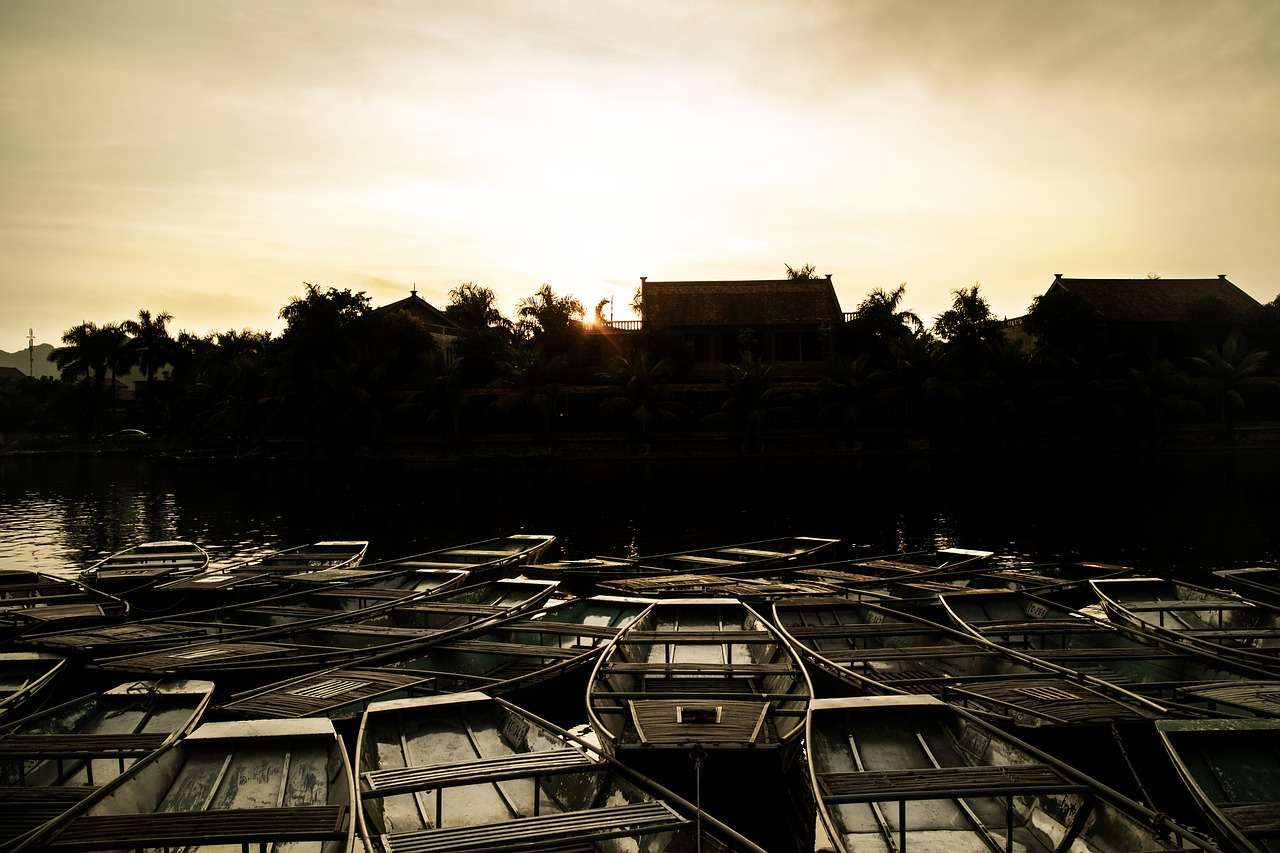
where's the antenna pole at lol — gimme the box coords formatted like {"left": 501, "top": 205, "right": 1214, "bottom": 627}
{"left": 28, "top": 328, "right": 34, "bottom": 377}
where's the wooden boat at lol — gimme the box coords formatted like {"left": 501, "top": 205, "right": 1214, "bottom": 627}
{"left": 936, "top": 588, "right": 1280, "bottom": 716}
{"left": 1092, "top": 577, "right": 1280, "bottom": 674}
{"left": 290, "top": 532, "right": 557, "bottom": 587}
{"left": 19, "top": 531, "right": 550, "bottom": 657}
{"left": 0, "top": 652, "right": 68, "bottom": 723}
{"left": 530, "top": 536, "right": 841, "bottom": 593}
{"left": 355, "top": 691, "right": 768, "bottom": 853}
{"left": 0, "top": 570, "right": 129, "bottom": 641}
{"left": 78, "top": 540, "right": 210, "bottom": 595}
{"left": 597, "top": 571, "right": 846, "bottom": 600}
{"left": 771, "top": 596, "right": 1170, "bottom": 728}
{"left": 219, "top": 594, "right": 650, "bottom": 721}
{"left": 12, "top": 716, "right": 356, "bottom": 853}
{"left": 1213, "top": 566, "right": 1280, "bottom": 609}
{"left": 23, "top": 565, "right": 474, "bottom": 659}
{"left": 90, "top": 577, "right": 561, "bottom": 692}
{"left": 0, "top": 678, "right": 214, "bottom": 846}
{"left": 1156, "top": 717, "right": 1280, "bottom": 853}
{"left": 807, "top": 695, "right": 1221, "bottom": 853}
{"left": 150, "top": 538, "right": 370, "bottom": 597}
{"left": 586, "top": 597, "right": 815, "bottom": 853}
{"left": 625, "top": 535, "right": 839, "bottom": 572}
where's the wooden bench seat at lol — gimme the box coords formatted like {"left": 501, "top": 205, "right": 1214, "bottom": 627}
{"left": 719, "top": 547, "right": 791, "bottom": 558}
{"left": 362, "top": 748, "right": 597, "bottom": 798}
{"left": 619, "top": 630, "right": 774, "bottom": 644}
{"left": 0, "top": 786, "right": 98, "bottom": 837}
{"left": 382, "top": 801, "right": 687, "bottom": 853}
{"left": 1219, "top": 802, "right": 1280, "bottom": 836}
{"left": 0, "top": 732, "right": 170, "bottom": 757}
{"left": 42, "top": 804, "right": 347, "bottom": 850}
{"left": 1120, "top": 601, "right": 1258, "bottom": 612}
{"left": 605, "top": 661, "right": 798, "bottom": 675}
{"left": 499, "top": 621, "right": 622, "bottom": 639}
{"left": 433, "top": 640, "right": 585, "bottom": 659}
{"left": 817, "top": 763, "right": 1088, "bottom": 803}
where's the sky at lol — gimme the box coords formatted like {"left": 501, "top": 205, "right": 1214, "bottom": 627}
{"left": 3, "top": 1, "right": 1279, "bottom": 352}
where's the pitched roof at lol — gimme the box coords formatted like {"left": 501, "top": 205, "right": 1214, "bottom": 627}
{"left": 0, "top": 366, "right": 26, "bottom": 382}
{"left": 641, "top": 277, "right": 844, "bottom": 327}
{"left": 371, "top": 291, "right": 458, "bottom": 329}
{"left": 1046, "top": 275, "right": 1261, "bottom": 323}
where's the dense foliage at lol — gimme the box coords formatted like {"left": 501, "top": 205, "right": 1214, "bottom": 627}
{"left": 4, "top": 279, "right": 1280, "bottom": 452}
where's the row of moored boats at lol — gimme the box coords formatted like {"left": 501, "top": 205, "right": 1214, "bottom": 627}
{"left": 1, "top": 536, "right": 1279, "bottom": 852}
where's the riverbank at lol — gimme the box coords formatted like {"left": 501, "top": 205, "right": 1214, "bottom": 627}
{"left": 6, "top": 422, "right": 1280, "bottom": 463}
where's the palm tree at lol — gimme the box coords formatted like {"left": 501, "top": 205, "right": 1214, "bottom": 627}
{"left": 1186, "top": 332, "right": 1275, "bottom": 440}
{"left": 598, "top": 353, "right": 691, "bottom": 443}
{"left": 874, "top": 334, "right": 956, "bottom": 429}
{"left": 122, "top": 309, "right": 175, "bottom": 385}
{"left": 489, "top": 344, "right": 566, "bottom": 440}
{"left": 817, "top": 354, "right": 877, "bottom": 436}
{"left": 705, "top": 352, "right": 806, "bottom": 451}
{"left": 515, "top": 284, "right": 584, "bottom": 359}
{"left": 932, "top": 284, "right": 1004, "bottom": 379}
{"left": 838, "top": 283, "right": 923, "bottom": 367}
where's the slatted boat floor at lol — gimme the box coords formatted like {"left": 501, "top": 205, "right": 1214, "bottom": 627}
{"left": 1177, "top": 681, "right": 1280, "bottom": 715}
{"left": 622, "top": 697, "right": 777, "bottom": 746}
{"left": 220, "top": 668, "right": 430, "bottom": 717}
{"left": 20, "top": 622, "right": 207, "bottom": 650}
{"left": 942, "top": 677, "right": 1156, "bottom": 724}
{"left": 97, "top": 641, "right": 293, "bottom": 671}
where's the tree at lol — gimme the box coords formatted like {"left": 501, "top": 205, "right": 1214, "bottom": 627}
{"left": 50, "top": 321, "right": 131, "bottom": 436}
{"left": 1024, "top": 288, "right": 1105, "bottom": 366}
{"left": 489, "top": 344, "right": 566, "bottom": 440}
{"left": 514, "top": 284, "right": 585, "bottom": 360}
{"left": 704, "top": 352, "right": 806, "bottom": 451}
{"left": 444, "top": 282, "right": 512, "bottom": 333}
{"left": 785, "top": 263, "right": 819, "bottom": 280}
{"left": 837, "top": 284, "right": 923, "bottom": 365}
{"left": 122, "top": 309, "right": 176, "bottom": 385}
{"left": 1186, "top": 332, "right": 1275, "bottom": 440}
{"left": 598, "top": 353, "right": 691, "bottom": 442}
{"left": 932, "top": 284, "right": 1004, "bottom": 379}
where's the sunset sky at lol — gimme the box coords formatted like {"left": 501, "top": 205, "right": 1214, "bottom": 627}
{"left": 3, "top": 1, "right": 1279, "bottom": 352}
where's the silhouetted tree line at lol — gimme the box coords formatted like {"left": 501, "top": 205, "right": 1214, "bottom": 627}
{"left": 5, "top": 276, "right": 1280, "bottom": 452}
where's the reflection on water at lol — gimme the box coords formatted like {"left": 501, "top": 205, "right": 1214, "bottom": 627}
{"left": 2, "top": 450, "right": 1278, "bottom": 581}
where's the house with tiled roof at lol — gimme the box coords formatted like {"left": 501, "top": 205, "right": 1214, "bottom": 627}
{"left": 628, "top": 275, "right": 845, "bottom": 376}
{"left": 370, "top": 288, "right": 463, "bottom": 361}
{"left": 1010, "top": 274, "right": 1263, "bottom": 353}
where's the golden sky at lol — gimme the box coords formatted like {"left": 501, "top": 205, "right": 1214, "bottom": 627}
{"left": 3, "top": 0, "right": 1279, "bottom": 350}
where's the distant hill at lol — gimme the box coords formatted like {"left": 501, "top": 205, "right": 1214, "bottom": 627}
{"left": 0, "top": 344, "right": 60, "bottom": 379}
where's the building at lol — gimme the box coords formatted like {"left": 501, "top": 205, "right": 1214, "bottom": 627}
{"left": 1010, "top": 274, "right": 1263, "bottom": 353}
{"left": 369, "top": 288, "right": 463, "bottom": 362}
{"left": 596, "top": 275, "right": 845, "bottom": 377}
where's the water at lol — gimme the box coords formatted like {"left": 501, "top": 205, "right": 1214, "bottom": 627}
{"left": 3, "top": 449, "right": 1279, "bottom": 579}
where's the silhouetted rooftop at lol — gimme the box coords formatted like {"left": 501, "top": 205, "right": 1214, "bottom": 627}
{"left": 371, "top": 290, "right": 458, "bottom": 329}
{"left": 641, "top": 277, "right": 844, "bottom": 327}
{"left": 1047, "top": 275, "right": 1260, "bottom": 323}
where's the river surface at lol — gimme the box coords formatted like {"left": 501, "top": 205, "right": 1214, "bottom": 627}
{"left": 3, "top": 449, "right": 1278, "bottom": 581}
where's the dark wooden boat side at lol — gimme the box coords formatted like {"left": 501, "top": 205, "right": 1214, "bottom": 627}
{"left": 355, "top": 690, "right": 769, "bottom": 853}
{"left": 10, "top": 716, "right": 356, "bottom": 853}
{"left": 808, "top": 695, "right": 1223, "bottom": 853}
{"left": 1091, "top": 577, "right": 1280, "bottom": 675}
{"left": 216, "top": 594, "right": 651, "bottom": 720}
{"left": 0, "top": 678, "right": 215, "bottom": 847}
{"left": 1155, "top": 717, "right": 1280, "bottom": 853}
